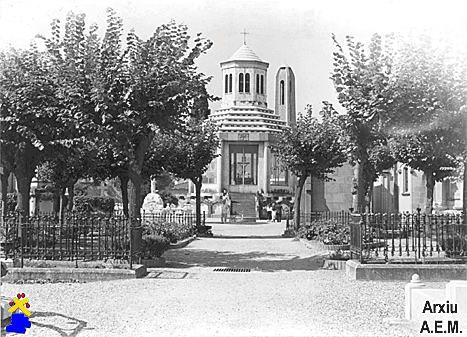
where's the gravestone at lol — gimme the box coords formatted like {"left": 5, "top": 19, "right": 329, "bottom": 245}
{"left": 142, "top": 180, "right": 164, "bottom": 213}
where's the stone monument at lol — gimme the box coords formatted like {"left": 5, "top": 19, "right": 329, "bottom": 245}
{"left": 142, "top": 179, "right": 164, "bottom": 213}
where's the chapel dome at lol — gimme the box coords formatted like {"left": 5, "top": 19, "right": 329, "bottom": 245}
{"left": 226, "top": 44, "right": 263, "bottom": 62}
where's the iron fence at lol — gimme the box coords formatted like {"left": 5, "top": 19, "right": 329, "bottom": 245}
{"left": 1, "top": 211, "right": 204, "bottom": 267}
{"left": 350, "top": 211, "right": 467, "bottom": 263}
{"left": 300, "top": 211, "right": 351, "bottom": 225}
{"left": 1, "top": 212, "right": 143, "bottom": 267}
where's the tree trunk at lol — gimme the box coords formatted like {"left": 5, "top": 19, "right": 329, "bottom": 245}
{"left": 425, "top": 171, "right": 435, "bottom": 215}
{"left": 365, "top": 184, "right": 373, "bottom": 214}
{"left": 193, "top": 177, "right": 202, "bottom": 228}
{"left": 119, "top": 175, "right": 129, "bottom": 218}
{"left": 127, "top": 136, "right": 149, "bottom": 222}
{"left": 67, "top": 183, "right": 75, "bottom": 212}
{"left": 128, "top": 173, "right": 142, "bottom": 220}
{"left": 127, "top": 136, "right": 149, "bottom": 255}
{"left": 393, "top": 165, "right": 399, "bottom": 213}
{"left": 59, "top": 187, "right": 66, "bottom": 224}
{"left": 293, "top": 175, "right": 307, "bottom": 231}
{"left": 352, "top": 159, "right": 367, "bottom": 213}
{"left": 309, "top": 177, "right": 313, "bottom": 212}
{"left": 16, "top": 173, "right": 33, "bottom": 222}
{"left": 1, "top": 167, "right": 9, "bottom": 216}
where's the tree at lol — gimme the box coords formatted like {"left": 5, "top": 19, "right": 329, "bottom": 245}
{"left": 388, "top": 35, "right": 464, "bottom": 214}
{"left": 154, "top": 117, "right": 220, "bottom": 228}
{"left": 36, "top": 9, "right": 214, "bottom": 252}
{"left": 88, "top": 10, "right": 214, "bottom": 226}
{"left": 0, "top": 45, "right": 59, "bottom": 219}
{"left": 270, "top": 104, "right": 346, "bottom": 230}
{"left": 330, "top": 33, "right": 396, "bottom": 213}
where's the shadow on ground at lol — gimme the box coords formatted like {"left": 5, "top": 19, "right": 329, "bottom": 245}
{"left": 164, "top": 249, "right": 327, "bottom": 271}
{"left": 2, "top": 311, "right": 89, "bottom": 336}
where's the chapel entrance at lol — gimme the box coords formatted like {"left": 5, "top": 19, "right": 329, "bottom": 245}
{"left": 229, "top": 145, "right": 258, "bottom": 193}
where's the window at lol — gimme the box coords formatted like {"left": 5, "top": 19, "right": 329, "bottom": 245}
{"left": 229, "top": 145, "right": 258, "bottom": 185}
{"left": 245, "top": 73, "right": 250, "bottom": 93}
{"left": 270, "top": 154, "right": 288, "bottom": 186}
{"left": 256, "top": 74, "right": 260, "bottom": 93}
{"left": 403, "top": 167, "right": 409, "bottom": 194}
{"left": 229, "top": 74, "right": 232, "bottom": 93}
{"left": 224, "top": 74, "right": 228, "bottom": 94}
{"left": 280, "top": 80, "right": 285, "bottom": 105}
{"left": 260, "top": 75, "right": 264, "bottom": 94}
{"left": 239, "top": 73, "right": 244, "bottom": 93}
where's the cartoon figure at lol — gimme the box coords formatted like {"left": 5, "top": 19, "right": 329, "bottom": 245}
{"left": 7, "top": 293, "right": 31, "bottom": 334}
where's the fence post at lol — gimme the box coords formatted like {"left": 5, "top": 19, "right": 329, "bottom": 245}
{"left": 349, "top": 213, "right": 363, "bottom": 263}
{"left": 130, "top": 223, "right": 142, "bottom": 269}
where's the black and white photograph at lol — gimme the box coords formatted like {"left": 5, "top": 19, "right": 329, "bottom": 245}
{"left": 1, "top": 0, "right": 467, "bottom": 336}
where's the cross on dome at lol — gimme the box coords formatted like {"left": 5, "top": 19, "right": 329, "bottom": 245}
{"left": 240, "top": 29, "right": 249, "bottom": 45}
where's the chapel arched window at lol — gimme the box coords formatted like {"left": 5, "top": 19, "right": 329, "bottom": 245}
{"left": 260, "top": 75, "right": 264, "bottom": 94}
{"left": 225, "top": 74, "right": 228, "bottom": 93}
{"left": 229, "top": 74, "right": 232, "bottom": 93}
{"left": 239, "top": 73, "right": 244, "bottom": 93}
{"left": 256, "top": 74, "right": 260, "bottom": 94}
{"left": 245, "top": 73, "right": 250, "bottom": 93}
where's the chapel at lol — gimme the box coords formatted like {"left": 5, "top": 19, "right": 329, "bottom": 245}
{"left": 198, "top": 43, "right": 298, "bottom": 218}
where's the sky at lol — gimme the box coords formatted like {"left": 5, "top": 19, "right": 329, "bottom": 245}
{"left": 1, "top": 0, "right": 466, "bottom": 115}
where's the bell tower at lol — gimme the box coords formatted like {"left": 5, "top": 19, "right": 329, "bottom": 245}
{"left": 275, "top": 66, "right": 296, "bottom": 126}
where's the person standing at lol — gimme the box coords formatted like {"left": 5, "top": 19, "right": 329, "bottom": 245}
{"left": 221, "top": 199, "right": 230, "bottom": 223}
{"left": 266, "top": 203, "right": 273, "bottom": 222}
{"left": 271, "top": 203, "right": 277, "bottom": 222}
{"left": 275, "top": 203, "right": 283, "bottom": 222}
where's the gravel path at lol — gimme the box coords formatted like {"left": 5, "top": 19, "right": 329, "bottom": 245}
{"left": 1, "top": 223, "right": 447, "bottom": 337}
{"left": 1, "top": 271, "right": 445, "bottom": 337}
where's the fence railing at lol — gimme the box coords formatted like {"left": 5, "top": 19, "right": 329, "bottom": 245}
{"left": 350, "top": 212, "right": 467, "bottom": 263}
{"left": 1, "top": 213, "right": 135, "bottom": 267}
{"left": 300, "top": 211, "right": 351, "bottom": 225}
{"left": 0, "top": 211, "right": 203, "bottom": 268}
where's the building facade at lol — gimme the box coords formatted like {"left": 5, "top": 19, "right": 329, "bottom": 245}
{"left": 191, "top": 43, "right": 297, "bottom": 216}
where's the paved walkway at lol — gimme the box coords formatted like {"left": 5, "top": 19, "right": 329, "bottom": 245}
{"left": 208, "top": 220, "right": 287, "bottom": 237}
{"left": 165, "top": 221, "right": 327, "bottom": 271}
